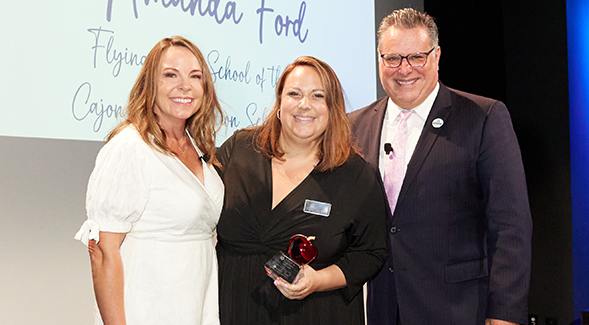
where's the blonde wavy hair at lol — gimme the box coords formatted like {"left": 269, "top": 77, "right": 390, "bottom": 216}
{"left": 107, "top": 36, "right": 223, "bottom": 165}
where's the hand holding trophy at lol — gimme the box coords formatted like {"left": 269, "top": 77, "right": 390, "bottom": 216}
{"left": 264, "top": 234, "right": 318, "bottom": 284}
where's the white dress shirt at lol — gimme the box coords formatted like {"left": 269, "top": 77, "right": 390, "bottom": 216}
{"left": 379, "top": 82, "right": 440, "bottom": 180}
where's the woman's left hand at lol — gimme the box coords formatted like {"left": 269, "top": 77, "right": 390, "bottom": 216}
{"left": 273, "top": 264, "right": 346, "bottom": 300}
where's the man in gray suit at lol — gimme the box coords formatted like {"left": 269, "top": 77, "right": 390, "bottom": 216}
{"left": 348, "top": 8, "right": 532, "bottom": 325}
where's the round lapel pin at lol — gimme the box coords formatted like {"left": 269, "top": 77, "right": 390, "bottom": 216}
{"left": 432, "top": 118, "right": 444, "bottom": 128}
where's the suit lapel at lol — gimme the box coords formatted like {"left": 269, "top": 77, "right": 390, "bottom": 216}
{"left": 363, "top": 97, "right": 388, "bottom": 170}
{"left": 396, "top": 84, "right": 452, "bottom": 212}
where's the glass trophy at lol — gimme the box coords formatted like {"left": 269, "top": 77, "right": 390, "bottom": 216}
{"left": 264, "top": 234, "right": 318, "bottom": 284}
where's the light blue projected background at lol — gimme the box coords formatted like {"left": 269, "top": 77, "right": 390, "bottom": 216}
{"left": 0, "top": 0, "right": 376, "bottom": 143}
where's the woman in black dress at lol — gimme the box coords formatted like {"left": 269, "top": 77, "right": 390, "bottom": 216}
{"left": 216, "top": 56, "right": 388, "bottom": 325}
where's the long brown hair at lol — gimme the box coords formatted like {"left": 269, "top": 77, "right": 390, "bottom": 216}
{"left": 107, "top": 36, "right": 223, "bottom": 165}
{"left": 256, "top": 56, "right": 358, "bottom": 172}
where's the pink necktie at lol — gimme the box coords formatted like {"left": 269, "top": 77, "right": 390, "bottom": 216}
{"left": 384, "top": 110, "right": 413, "bottom": 213}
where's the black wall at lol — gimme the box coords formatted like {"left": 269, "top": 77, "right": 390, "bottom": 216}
{"left": 424, "top": 1, "right": 573, "bottom": 324}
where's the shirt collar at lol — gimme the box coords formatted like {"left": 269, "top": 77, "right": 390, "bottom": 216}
{"left": 384, "top": 82, "right": 440, "bottom": 123}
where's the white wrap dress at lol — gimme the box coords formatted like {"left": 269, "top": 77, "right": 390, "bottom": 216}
{"left": 75, "top": 126, "right": 224, "bottom": 325}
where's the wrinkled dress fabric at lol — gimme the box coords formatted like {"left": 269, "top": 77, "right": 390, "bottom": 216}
{"left": 215, "top": 129, "right": 388, "bottom": 325}
{"left": 75, "top": 126, "right": 224, "bottom": 325}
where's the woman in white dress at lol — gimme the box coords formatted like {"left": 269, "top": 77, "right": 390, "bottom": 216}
{"left": 74, "top": 36, "right": 224, "bottom": 325}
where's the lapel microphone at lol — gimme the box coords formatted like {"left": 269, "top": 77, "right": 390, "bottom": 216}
{"left": 384, "top": 143, "right": 393, "bottom": 155}
{"left": 199, "top": 154, "right": 210, "bottom": 163}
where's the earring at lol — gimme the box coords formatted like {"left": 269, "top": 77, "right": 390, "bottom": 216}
{"left": 277, "top": 109, "right": 281, "bottom": 120}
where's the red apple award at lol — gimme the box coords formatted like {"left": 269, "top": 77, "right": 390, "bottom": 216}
{"left": 264, "top": 234, "right": 318, "bottom": 284}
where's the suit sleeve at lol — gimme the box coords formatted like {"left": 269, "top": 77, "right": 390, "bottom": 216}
{"left": 479, "top": 101, "right": 532, "bottom": 323}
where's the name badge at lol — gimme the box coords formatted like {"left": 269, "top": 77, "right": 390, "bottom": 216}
{"left": 303, "top": 199, "right": 331, "bottom": 217}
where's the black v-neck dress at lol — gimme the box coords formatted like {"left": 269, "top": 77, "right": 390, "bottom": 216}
{"left": 216, "top": 129, "right": 388, "bottom": 325}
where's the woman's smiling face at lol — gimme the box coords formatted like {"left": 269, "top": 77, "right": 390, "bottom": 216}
{"left": 279, "top": 65, "right": 329, "bottom": 147}
{"left": 153, "top": 46, "right": 204, "bottom": 127}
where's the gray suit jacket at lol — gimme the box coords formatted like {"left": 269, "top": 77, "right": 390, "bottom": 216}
{"left": 348, "top": 83, "right": 532, "bottom": 325}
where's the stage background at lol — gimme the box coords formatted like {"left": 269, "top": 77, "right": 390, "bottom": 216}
{"left": 0, "top": 0, "right": 412, "bottom": 324}
{"left": 425, "top": 0, "right": 578, "bottom": 323}
{"left": 1, "top": 0, "right": 585, "bottom": 324}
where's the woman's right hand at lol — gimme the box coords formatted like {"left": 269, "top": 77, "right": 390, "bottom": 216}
{"left": 273, "top": 264, "right": 347, "bottom": 300}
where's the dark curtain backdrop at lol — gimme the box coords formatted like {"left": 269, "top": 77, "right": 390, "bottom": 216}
{"left": 423, "top": 1, "right": 573, "bottom": 324}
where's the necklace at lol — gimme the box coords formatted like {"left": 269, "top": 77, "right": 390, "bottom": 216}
{"left": 178, "top": 144, "right": 188, "bottom": 158}
{"left": 177, "top": 134, "right": 189, "bottom": 158}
